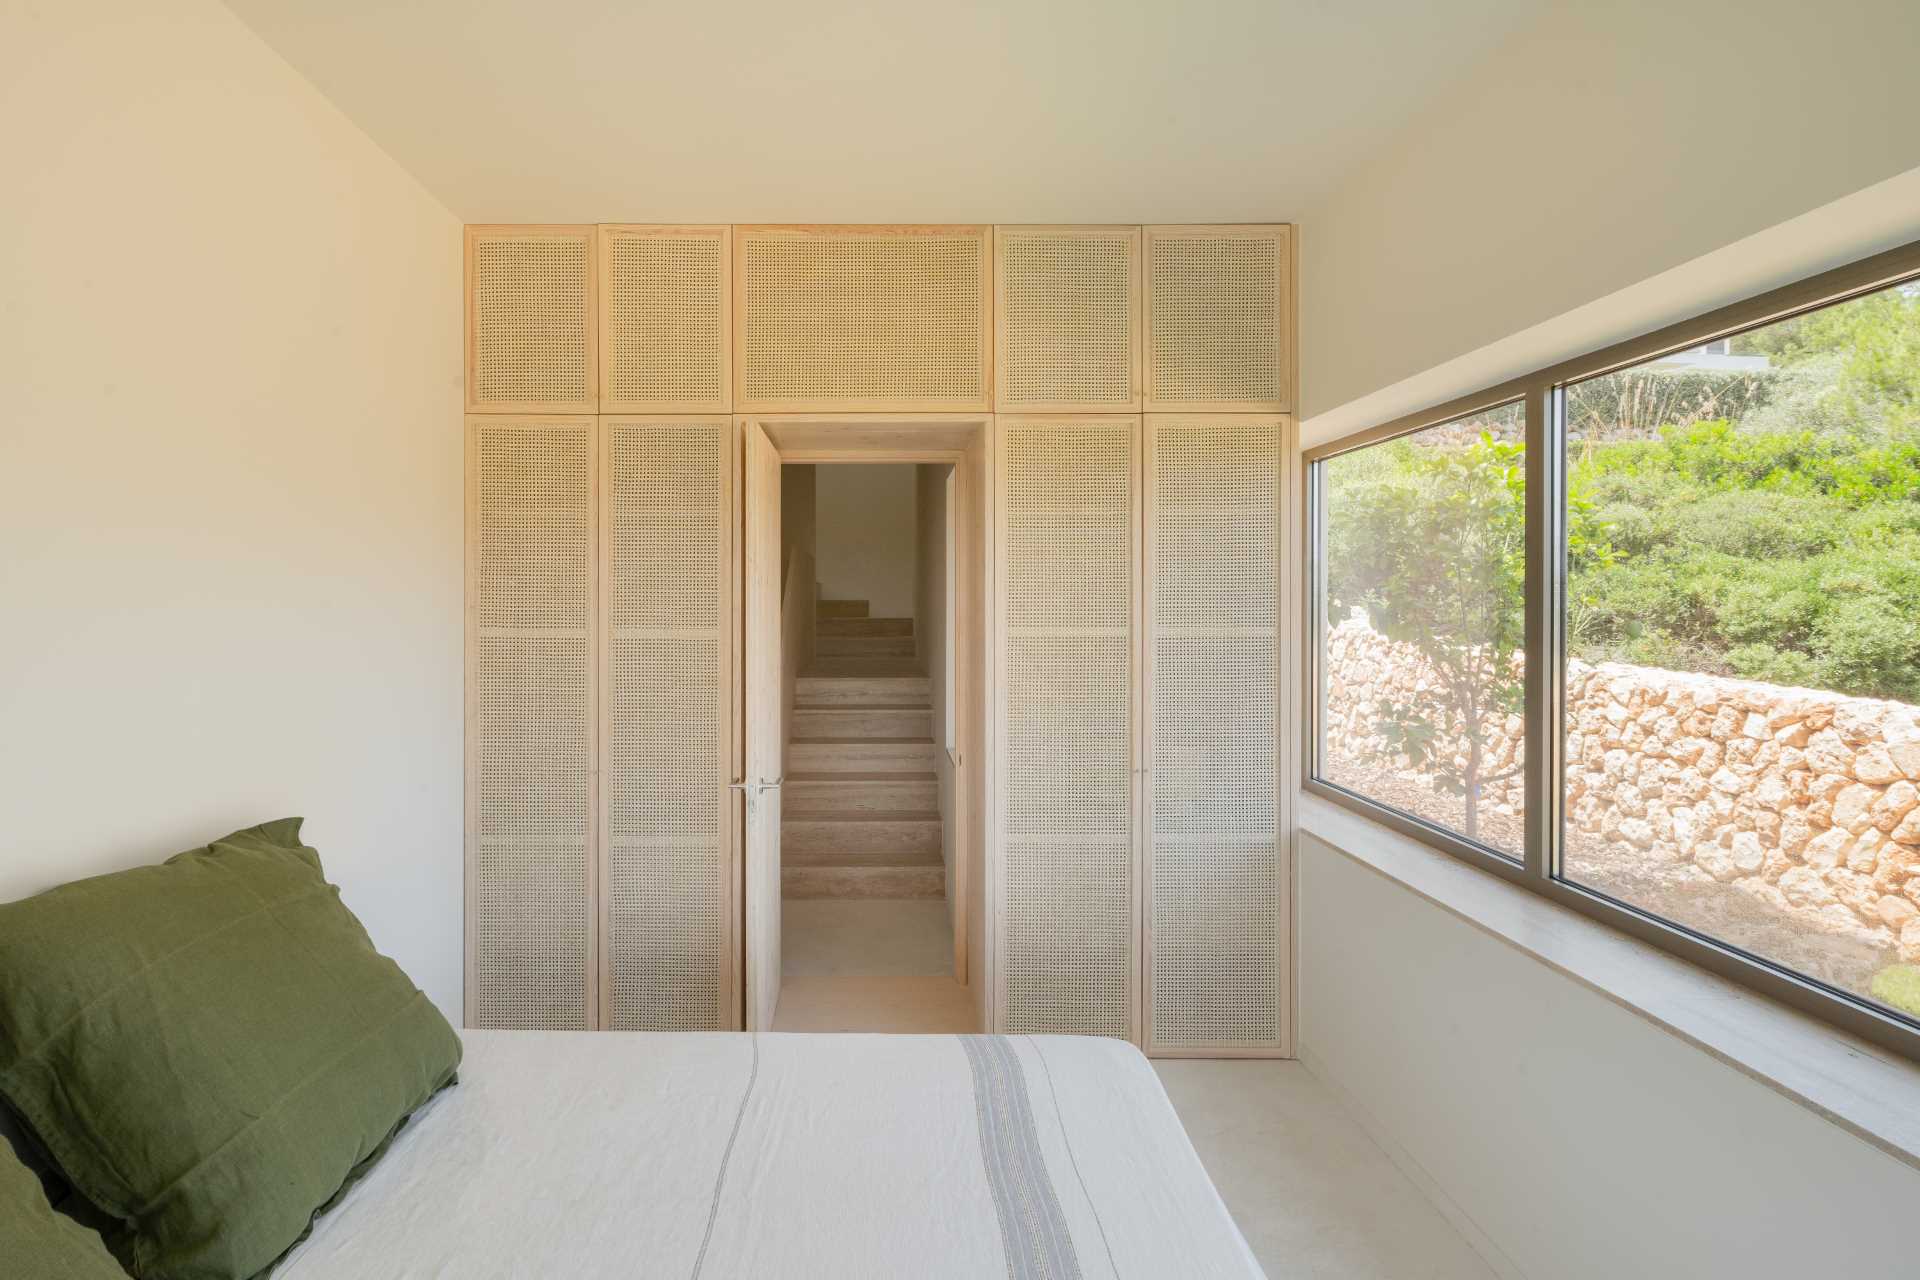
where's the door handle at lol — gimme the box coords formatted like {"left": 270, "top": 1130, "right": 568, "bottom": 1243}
{"left": 729, "top": 778, "right": 784, "bottom": 793}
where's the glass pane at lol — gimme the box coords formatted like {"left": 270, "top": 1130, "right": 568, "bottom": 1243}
{"left": 1562, "top": 279, "right": 1920, "bottom": 1023}
{"left": 1318, "top": 401, "right": 1526, "bottom": 858}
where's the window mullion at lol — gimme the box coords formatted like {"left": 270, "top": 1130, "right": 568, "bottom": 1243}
{"left": 1522, "top": 381, "right": 1558, "bottom": 882}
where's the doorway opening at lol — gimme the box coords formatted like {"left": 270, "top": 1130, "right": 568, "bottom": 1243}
{"left": 740, "top": 419, "right": 988, "bottom": 1035}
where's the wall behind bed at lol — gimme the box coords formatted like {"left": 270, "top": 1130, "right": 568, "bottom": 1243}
{"left": 0, "top": 0, "right": 465, "bottom": 1018}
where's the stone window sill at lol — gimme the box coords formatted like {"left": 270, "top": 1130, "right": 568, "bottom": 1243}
{"left": 1298, "top": 791, "right": 1920, "bottom": 1173}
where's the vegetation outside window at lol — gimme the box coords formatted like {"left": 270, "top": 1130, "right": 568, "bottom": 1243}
{"left": 1307, "top": 243, "right": 1920, "bottom": 1057}
{"left": 1559, "top": 280, "right": 1920, "bottom": 1024}
{"left": 1316, "top": 401, "right": 1527, "bottom": 859}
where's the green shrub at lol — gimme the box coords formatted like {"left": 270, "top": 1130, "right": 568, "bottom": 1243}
{"left": 1725, "top": 643, "right": 1821, "bottom": 688}
{"left": 1870, "top": 965, "right": 1920, "bottom": 1020}
{"left": 1671, "top": 491, "right": 1841, "bottom": 559}
{"left": 1813, "top": 598, "right": 1920, "bottom": 701}
{"left": 1716, "top": 579, "right": 1820, "bottom": 648}
{"left": 1339, "top": 287, "right": 1920, "bottom": 704}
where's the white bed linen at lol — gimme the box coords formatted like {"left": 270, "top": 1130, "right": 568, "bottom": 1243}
{"left": 278, "top": 1030, "right": 1263, "bottom": 1279}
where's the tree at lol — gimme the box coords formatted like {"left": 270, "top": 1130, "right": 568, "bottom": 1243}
{"left": 1326, "top": 431, "right": 1617, "bottom": 839}
{"left": 1737, "top": 284, "right": 1920, "bottom": 435}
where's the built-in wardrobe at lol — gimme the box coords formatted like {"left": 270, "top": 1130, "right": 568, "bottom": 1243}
{"left": 465, "top": 222, "right": 1295, "bottom": 1056}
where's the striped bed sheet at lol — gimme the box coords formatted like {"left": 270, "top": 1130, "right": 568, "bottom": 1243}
{"left": 279, "top": 1029, "right": 1264, "bottom": 1279}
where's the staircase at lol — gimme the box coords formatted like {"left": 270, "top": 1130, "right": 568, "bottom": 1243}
{"left": 783, "top": 599, "right": 944, "bottom": 899}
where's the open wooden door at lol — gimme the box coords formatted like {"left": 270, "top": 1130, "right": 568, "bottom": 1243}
{"left": 742, "top": 421, "right": 784, "bottom": 1029}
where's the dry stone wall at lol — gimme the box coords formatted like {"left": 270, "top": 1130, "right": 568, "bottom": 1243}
{"left": 1323, "top": 618, "right": 1920, "bottom": 982}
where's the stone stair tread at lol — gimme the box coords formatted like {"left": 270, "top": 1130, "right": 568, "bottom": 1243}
{"left": 792, "top": 705, "right": 930, "bottom": 715}
{"left": 783, "top": 844, "right": 944, "bottom": 868}
{"left": 802, "top": 659, "right": 928, "bottom": 677}
{"left": 788, "top": 771, "right": 937, "bottom": 782}
{"left": 818, "top": 617, "right": 914, "bottom": 636}
{"left": 783, "top": 810, "right": 942, "bottom": 823}
{"left": 782, "top": 865, "right": 944, "bottom": 899}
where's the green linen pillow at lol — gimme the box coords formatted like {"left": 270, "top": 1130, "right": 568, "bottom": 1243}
{"left": 0, "top": 819, "right": 460, "bottom": 1280}
{"left": 0, "top": 1137, "right": 129, "bottom": 1280}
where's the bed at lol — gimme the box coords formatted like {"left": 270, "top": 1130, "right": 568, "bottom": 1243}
{"left": 277, "top": 1030, "right": 1265, "bottom": 1279}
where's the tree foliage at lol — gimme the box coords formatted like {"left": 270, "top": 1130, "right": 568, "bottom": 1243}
{"left": 1325, "top": 430, "right": 1619, "bottom": 837}
{"left": 1323, "top": 283, "right": 1920, "bottom": 833}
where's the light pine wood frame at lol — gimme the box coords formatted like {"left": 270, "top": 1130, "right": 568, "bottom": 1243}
{"left": 742, "top": 420, "right": 784, "bottom": 1030}
{"left": 596, "top": 415, "right": 740, "bottom": 1031}
{"left": 737, "top": 415, "right": 992, "bottom": 1012}
{"left": 465, "top": 225, "right": 599, "bottom": 414}
{"left": 989, "top": 413, "right": 1144, "bottom": 1044}
{"left": 597, "top": 225, "right": 732, "bottom": 414}
{"left": 463, "top": 224, "right": 1297, "bottom": 1054}
{"left": 1141, "top": 414, "right": 1295, "bottom": 1058}
{"left": 464, "top": 414, "right": 601, "bottom": 1029}
{"left": 753, "top": 413, "right": 986, "bottom": 461}
{"left": 1142, "top": 225, "right": 1293, "bottom": 414}
{"left": 732, "top": 226, "right": 994, "bottom": 414}
{"left": 993, "top": 225, "right": 1143, "bottom": 413}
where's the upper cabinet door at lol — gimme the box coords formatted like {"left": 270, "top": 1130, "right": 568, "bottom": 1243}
{"left": 994, "top": 226, "right": 1141, "bottom": 413}
{"left": 733, "top": 225, "right": 992, "bottom": 413}
{"left": 598, "top": 226, "right": 731, "bottom": 415}
{"left": 1143, "top": 225, "right": 1292, "bottom": 414}
{"left": 466, "top": 226, "right": 599, "bottom": 414}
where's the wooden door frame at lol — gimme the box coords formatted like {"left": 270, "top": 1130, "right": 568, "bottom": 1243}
{"left": 736, "top": 414, "right": 994, "bottom": 1019}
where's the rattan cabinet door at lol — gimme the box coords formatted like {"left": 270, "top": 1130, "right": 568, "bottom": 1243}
{"left": 1143, "top": 415, "right": 1290, "bottom": 1056}
{"left": 993, "top": 414, "right": 1140, "bottom": 1040}
{"left": 467, "top": 416, "right": 597, "bottom": 1028}
{"left": 601, "top": 417, "right": 737, "bottom": 1031}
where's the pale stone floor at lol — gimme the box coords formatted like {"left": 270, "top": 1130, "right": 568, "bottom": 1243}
{"left": 1157, "top": 1060, "right": 1495, "bottom": 1279}
{"left": 781, "top": 897, "right": 955, "bottom": 977}
{"left": 774, "top": 900, "right": 1495, "bottom": 1279}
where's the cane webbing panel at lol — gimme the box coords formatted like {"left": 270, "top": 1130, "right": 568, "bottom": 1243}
{"left": 1002, "top": 420, "right": 1132, "bottom": 630}
{"left": 1147, "top": 228, "right": 1287, "bottom": 410}
{"left": 1150, "top": 845, "right": 1279, "bottom": 1045}
{"left": 473, "top": 425, "right": 592, "bottom": 629}
{"left": 606, "top": 421, "right": 729, "bottom": 1030}
{"left": 473, "top": 637, "right": 591, "bottom": 1030}
{"left": 998, "top": 229, "right": 1137, "bottom": 410}
{"left": 738, "top": 228, "right": 987, "bottom": 407}
{"left": 609, "top": 422, "right": 725, "bottom": 628}
{"left": 998, "top": 417, "right": 1135, "bottom": 1038}
{"left": 605, "top": 229, "right": 727, "bottom": 409}
{"left": 1148, "top": 417, "right": 1282, "bottom": 1049}
{"left": 470, "top": 230, "right": 593, "bottom": 408}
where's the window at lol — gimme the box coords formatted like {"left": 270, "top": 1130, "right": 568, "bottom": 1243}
{"left": 1306, "top": 240, "right": 1920, "bottom": 1060}
{"left": 1316, "top": 400, "right": 1526, "bottom": 859}
{"left": 1562, "top": 280, "right": 1920, "bottom": 1024}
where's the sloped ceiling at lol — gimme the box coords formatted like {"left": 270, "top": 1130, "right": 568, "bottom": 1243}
{"left": 224, "top": 0, "right": 1536, "bottom": 224}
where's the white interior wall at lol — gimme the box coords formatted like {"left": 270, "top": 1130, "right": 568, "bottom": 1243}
{"left": 914, "top": 465, "right": 955, "bottom": 904}
{"left": 1299, "top": 0, "right": 1920, "bottom": 420}
{"left": 780, "top": 463, "right": 818, "bottom": 576}
{"left": 814, "top": 464, "right": 918, "bottom": 618}
{"left": 1295, "top": 2, "right": 1920, "bottom": 1270}
{"left": 1300, "top": 835, "right": 1920, "bottom": 1278}
{"left": 0, "top": 0, "right": 464, "bottom": 1018}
